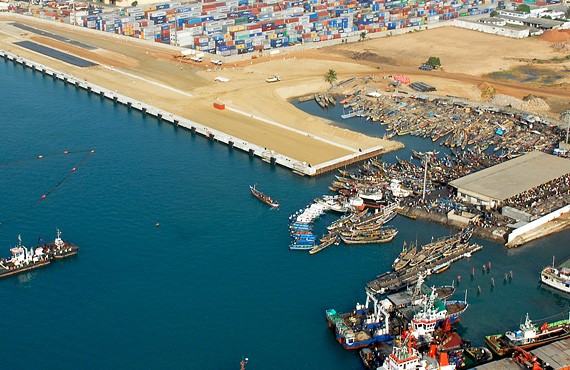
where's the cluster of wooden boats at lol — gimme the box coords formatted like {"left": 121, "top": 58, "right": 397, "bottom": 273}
{"left": 329, "top": 89, "right": 562, "bottom": 156}
{"left": 309, "top": 203, "right": 399, "bottom": 254}
{"left": 314, "top": 93, "right": 336, "bottom": 109}
{"left": 392, "top": 229, "right": 473, "bottom": 273}
{"left": 367, "top": 229, "right": 481, "bottom": 295}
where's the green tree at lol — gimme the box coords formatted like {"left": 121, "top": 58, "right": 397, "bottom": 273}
{"left": 324, "top": 69, "right": 338, "bottom": 86}
{"left": 517, "top": 4, "right": 530, "bottom": 13}
{"left": 359, "top": 31, "right": 367, "bottom": 41}
{"left": 426, "top": 56, "right": 441, "bottom": 68}
{"left": 566, "top": 7, "right": 570, "bottom": 19}
{"left": 131, "top": 1, "right": 138, "bottom": 5}
{"left": 490, "top": 10, "right": 498, "bottom": 17}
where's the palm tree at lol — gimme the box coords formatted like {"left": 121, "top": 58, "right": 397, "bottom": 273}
{"left": 359, "top": 31, "right": 367, "bottom": 41}
{"left": 324, "top": 69, "right": 337, "bottom": 86}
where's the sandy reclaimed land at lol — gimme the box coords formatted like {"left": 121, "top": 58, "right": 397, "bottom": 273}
{"left": 0, "top": 15, "right": 400, "bottom": 167}
{"left": 2, "top": 14, "right": 570, "bottom": 167}
{"left": 298, "top": 27, "right": 570, "bottom": 112}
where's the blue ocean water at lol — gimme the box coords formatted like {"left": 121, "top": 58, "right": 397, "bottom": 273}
{"left": 0, "top": 60, "right": 569, "bottom": 370}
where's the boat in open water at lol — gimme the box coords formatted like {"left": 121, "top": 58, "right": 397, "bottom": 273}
{"left": 485, "top": 312, "right": 570, "bottom": 357}
{"left": 0, "top": 230, "right": 78, "bottom": 279}
{"left": 249, "top": 184, "right": 279, "bottom": 208}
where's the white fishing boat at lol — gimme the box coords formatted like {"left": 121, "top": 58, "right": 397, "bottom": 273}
{"left": 388, "top": 179, "right": 411, "bottom": 198}
{"left": 541, "top": 257, "right": 570, "bottom": 294}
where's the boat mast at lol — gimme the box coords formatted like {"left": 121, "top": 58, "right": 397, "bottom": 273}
{"left": 552, "top": 255, "right": 556, "bottom": 268}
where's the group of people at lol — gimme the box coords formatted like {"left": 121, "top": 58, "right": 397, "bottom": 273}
{"left": 504, "top": 174, "right": 570, "bottom": 217}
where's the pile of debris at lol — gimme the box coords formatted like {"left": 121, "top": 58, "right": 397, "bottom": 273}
{"left": 487, "top": 94, "right": 550, "bottom": 112}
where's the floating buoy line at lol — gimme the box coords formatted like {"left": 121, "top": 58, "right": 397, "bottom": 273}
{"left": 0, "top": 149, "right": 95, "bottom": 226}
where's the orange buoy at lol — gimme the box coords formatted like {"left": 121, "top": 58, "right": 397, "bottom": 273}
{"left": 41, "top": 195, "right": 46, "bottom": 199}
{"left": 64, "top": 151, "right": 69, "bottom": 154}
{"left": 72, "top": 167, "right": 76, "bottom": 171}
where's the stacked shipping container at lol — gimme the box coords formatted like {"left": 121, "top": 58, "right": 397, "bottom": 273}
{"left": 60, "top": 0, "right": 493, "bottom": 55}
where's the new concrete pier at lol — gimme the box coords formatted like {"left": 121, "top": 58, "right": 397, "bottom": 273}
{"left": 0, "top": 48, "right": 385, "bottom": 177}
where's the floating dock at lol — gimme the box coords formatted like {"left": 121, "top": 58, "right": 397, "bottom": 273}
{"left": 0, "top": 48, "right": 385, "bottom": 177}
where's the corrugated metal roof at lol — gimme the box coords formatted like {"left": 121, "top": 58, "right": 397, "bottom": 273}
{"left": 449, "top": 151, "right": 570, "bottom": 202}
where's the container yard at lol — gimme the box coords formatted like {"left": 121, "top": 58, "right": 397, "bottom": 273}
{"left": 8, "top": 0, "right": 496, "bottom": 57}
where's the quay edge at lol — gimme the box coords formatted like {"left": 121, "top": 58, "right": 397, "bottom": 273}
{"left": 0, "top": 48, "right": 397, "bottom": 177}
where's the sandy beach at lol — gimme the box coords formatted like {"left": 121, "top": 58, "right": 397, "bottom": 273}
{"left": 1, "top": 14, "right": 569, "bottom": 168}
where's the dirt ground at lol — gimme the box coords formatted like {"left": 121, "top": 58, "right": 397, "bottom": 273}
{"left": 1, "top": 15, "right": 569, "bottom": 167}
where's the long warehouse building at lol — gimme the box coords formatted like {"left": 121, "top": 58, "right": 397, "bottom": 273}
{"left": 449, "top": 151, "right": 570, "bottom": 209}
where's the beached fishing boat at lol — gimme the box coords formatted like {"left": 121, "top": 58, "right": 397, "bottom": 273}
{"left": 249, "top": 184, "right": 279, "bottom": 208}
{"left": 485, "top": 312, "right": 570, "bottom": 357}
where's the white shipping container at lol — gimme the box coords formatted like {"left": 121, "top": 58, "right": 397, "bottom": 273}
{"left": 149, "top": 10, "right": 167, "bottom": 18}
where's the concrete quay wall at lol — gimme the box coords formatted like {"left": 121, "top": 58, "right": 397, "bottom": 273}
{"left": 0, "top": 48, "right": 384, "bottom": 176}
{"left": 506, "top": 204, "right": 570, "bottom": 247}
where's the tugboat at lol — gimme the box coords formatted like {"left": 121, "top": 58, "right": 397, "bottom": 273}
{"left": 410, "top": 287, "right": 468, "bottom": 339}
{"left": 485, "top": 312, "right": 570, "bottom": 357}
{"left": 249, "top": 184, "right": 279, "bottom": 208}
{"left": 378, "top": 337, "right": 456, "bottom": 370}
{"left": 45, "top": 229, "right": 79, "bottom": 259}
{"left": 0, "top": 230, "right": 78, "bottom": 279}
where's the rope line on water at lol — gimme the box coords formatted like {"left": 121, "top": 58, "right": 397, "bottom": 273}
{"left": 0, "top": 149, "right": 95, "bottom": 227}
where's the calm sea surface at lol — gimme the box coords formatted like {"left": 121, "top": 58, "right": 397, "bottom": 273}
{"left": 1, "top": 60, "right": 569, "bottom": 370}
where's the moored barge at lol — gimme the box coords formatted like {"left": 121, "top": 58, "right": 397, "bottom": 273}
{"left": 0, "top": 230, "right": 78, "bottom": 279}
{"left": 485, "top": 312, "right": 570, "bottom": 357}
